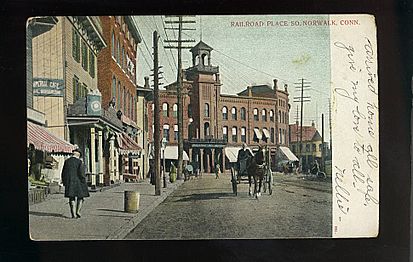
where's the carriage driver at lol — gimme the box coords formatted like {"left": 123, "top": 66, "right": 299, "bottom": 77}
{"left": 237, "top": 143, "right": 253, "bottom": 172}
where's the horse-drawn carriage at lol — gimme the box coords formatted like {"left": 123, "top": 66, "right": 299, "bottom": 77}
{"left": 230, "top": 146, "right": 273, "bottom": 198}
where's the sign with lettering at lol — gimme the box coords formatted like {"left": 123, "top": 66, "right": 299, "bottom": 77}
{"left": 330, "top": 14, "right": 379, "bottom": 237}
{"left": 33, "top": 78, "right": 64, "bottom": 97}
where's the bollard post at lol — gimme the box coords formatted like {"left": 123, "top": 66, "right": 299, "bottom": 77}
{"left": 124, "top": 191, "right": 140, "bottom": 213}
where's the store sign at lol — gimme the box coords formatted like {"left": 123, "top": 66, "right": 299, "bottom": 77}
{"left": 33, "top": 78, "right": 64, "bottom": 97}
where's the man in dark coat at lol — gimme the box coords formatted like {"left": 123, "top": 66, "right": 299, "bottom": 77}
{"left": 237, "top": 143, "right": 252, "bottom": 173}
{"left": 61, "top": 148, "right": 89, "bottom": 219}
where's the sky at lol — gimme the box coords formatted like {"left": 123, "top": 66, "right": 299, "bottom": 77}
{"left": 133, "top": 15, "right": 331, "bottom": 140}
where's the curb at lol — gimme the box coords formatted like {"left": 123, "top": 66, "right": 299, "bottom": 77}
{"left": 107, "top": 179, "right": 184, "bottom": 240}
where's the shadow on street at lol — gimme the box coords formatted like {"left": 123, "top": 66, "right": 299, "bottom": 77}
{"left": 29, "top": 211, "right": 67, "bottom": 218}
{"left": 174, "top": 192, "right": 234, "bottom": 202}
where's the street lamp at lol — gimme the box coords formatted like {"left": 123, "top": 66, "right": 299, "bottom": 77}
{"left": 162, "top": 138, "right": 167, "bottom": 188}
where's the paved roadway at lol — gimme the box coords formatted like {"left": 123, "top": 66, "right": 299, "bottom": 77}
{"left": 126, "top": 172, "right": 332, "bottom": 239}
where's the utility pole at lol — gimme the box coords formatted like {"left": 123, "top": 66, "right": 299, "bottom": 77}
{"left": 328, "top": 98, "right": 332, "bottom": 158}
{"left": 321, "top": 113, "right": 325, "bottom": 172}
{"left": 153, "top": 31, "right": 161, "bottom": 195}
{"left": 293, "top": 78, "right": 311, "bottom": 166}
{"left": 165, "top": 16, "right": 196, "bottom": 180}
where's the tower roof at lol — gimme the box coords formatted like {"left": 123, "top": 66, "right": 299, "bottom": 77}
{"left": 190, "top": 41, "right": 213, "bottom": 53}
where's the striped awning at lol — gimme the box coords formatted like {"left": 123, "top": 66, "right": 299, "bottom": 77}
{"left": 117, "top": 133, "right": 142, "bottom": 155}
{"left": 262, "top": 128, "right": 270, "bottom": 139}
{"left": 27, "top": 121, "right": 76, "bottom": 153}
{"left": 254, "top": 128, "right": 262, "bottom": 140}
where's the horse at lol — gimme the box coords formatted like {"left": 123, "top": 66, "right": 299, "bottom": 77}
{"left": 246, "top": 148, "right": 265, "bottom": 199}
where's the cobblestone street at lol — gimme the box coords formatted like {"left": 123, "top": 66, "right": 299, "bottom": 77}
{"left": 126, "top": 172, "right": 332, "bottom": 239}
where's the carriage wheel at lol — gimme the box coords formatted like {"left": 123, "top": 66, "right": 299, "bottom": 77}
{"left": 231, "top": 169, "right": 238, "bottom": 196}
{"left": 268, "top": 173, "right": 273, "bottom": 195}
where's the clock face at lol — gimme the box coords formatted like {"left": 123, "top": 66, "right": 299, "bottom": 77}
{"left": 91, "top": 100, "right": 101, "bottom": 111}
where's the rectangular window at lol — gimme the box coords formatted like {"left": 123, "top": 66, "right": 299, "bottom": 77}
{"left": 81, "top": 40, "right": 88, "bottom": 71}
{"left": 72, "top": 76, "right": 79, "bottom": 101}
{"left": 232, "top": 127, "right": 237, "bottom": 143}
{"left": 72, "top": 29, "right": 80, "bottom": 62}
{"left": 89, "top": 50, "right": 95, "bottom": 78}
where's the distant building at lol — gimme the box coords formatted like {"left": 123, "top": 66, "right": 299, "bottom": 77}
{"left": 289, "top": 121, "right": 323, "bottom": 172}
{"left": 147, "top": 41, "right": 292, "bottom": 173}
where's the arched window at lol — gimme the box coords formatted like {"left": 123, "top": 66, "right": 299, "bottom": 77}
{"left": 173, "top": 104, "right": 178, "bottom": 118}
{"left": 270, "top": 128, "right": 275, "bottom": 143}
{"left": 111, "top": 32, "right": 115, "bottom": 57}
{"left": 163, "top": 124, "right": 170, "bottom": 141}
{"left": 117, "top": 81, "right": 121, "bottom": 110}
{"left": 112, "top": 76, "right": 116, "bottom": 102}
{"left": 121, "top": 47, "right": 125, "bottom": 69}
{"left": 241, "top": 127, "right": 246, "bottom": 142}
{"left": 281, "top": 111, "right": 284, "bottom": 124}
{"left": 270, "top": 110, "right": 274, "bottom": 122}
{"left": 117, "top": 39, "right": 120, "bottom": 62}
{"left": 204, "top": 122, "right": 210, "bottom": 137}
{"left": 262, "top": 109, "right": 267, "bottom": 122}
{"left": 232, "top": 127, "right": 238, "bottom": 142}
{"left": 204, "top": 103, "right": 210, "bottom": 117}
{"left": 174, "top": 124, "right": 179, "bottom": 141}
{"left": 240, "top": 107, "right": 246, "bottom": 121}
{"left": 123, "top": 87, "right": 126, "bottom": 113}
{"left": 254, "top": 108, "right": 259, "bottom": 121}
{"left": 162, "top": 103, "right": 169, "bottom": 117}
{"left": 222, "top": 106, "right": 228, "bottom": 120}
{"left": 279, "top": 110, "right": 282, "bottom": 123}
{"left": 231, "top": 107, "right": 237, "bottom": 120}
{"left": 223, "top": 126, "right": 228, "bottom": 141}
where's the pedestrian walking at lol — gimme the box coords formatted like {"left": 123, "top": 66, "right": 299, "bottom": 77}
{"left": 61, "top": 148, "right": 89, "bottom": 219}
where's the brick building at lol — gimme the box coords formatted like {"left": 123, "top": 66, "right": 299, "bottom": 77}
{"left": 147, "top": 41, "right": 292, "bottom": 173}
{"left": 96, "top": 16, "right": 143, "bottom": 181}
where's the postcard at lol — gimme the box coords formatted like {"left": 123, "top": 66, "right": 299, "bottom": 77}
{"left": 27, "top": 14, "right": 378, "bottom": 240}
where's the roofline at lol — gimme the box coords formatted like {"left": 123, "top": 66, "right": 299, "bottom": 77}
{"left": 124, "top": 16, "right": 142, "bottom": 43}
{"left": 87, "top": 16, "right": 107, "bottom": 49}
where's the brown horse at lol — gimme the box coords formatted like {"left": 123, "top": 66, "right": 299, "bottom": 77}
{"left": 246, "top": 148, "right": 265, "bottom": 199}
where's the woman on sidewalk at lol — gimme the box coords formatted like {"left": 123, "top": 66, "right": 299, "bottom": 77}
{"left": 61, "top": 148, "right": 89, "bottom": 219}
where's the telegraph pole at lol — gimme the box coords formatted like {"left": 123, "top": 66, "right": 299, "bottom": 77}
{"left": 321, "top": 113, "right": 325, "bottom": 172}
{"left": 293, "top": 78, "right": 311, "bottom": 164}
{"left": 165, "top": 16, "right": 196, "bottom": 180}
{"left": 328, "top": 99, "right": 332, "bottom": 157}
{"left": 153, "top": 31, "right": 161, "bottom": 195}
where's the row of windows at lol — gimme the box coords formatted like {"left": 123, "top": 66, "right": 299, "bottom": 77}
{"left": 222, "top": 126, "right": 275, "bottom": 143}
{"left": 291, "top": 143, "right": 323, "bottom": 153}
{"left": 111, "top": 31, "right": 135, "bottom": 78}
{"left": 72, "top": 29, "right": 95, "bottom": 78}
{"left": 114, "top": 16, "right": 138, "bottom": 51}
{"left": 155, "top": 102, "right": 288, "bottom": 125}
{"left": 111, "top": 76, "right": 136, "bottom": 120}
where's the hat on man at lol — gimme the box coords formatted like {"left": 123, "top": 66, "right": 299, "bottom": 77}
{"left": 72, "top": 147, "right": 81, "bottom": 154}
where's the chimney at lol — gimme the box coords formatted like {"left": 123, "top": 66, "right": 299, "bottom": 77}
{"left": 215, "top": 73, "right": 220, "bottom": 83}
{"left": 311, "top": 121, "right": 315, "bottom": 127}
{"left": 296, "top": 120, "right": 299, "bottom": 126}
{"left": 273, "top": 79, "right": 278, "bottom": 90}
{"left": 284, "top": 84, "right": 288, "bottom": 92}
{"left": 144, "top": 76, "right": 149, "bottom": 89}
{"left": 247, "top": 86, "right": 252, "bottom": 97}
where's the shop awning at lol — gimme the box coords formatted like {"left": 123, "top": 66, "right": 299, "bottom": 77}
{"left": 262, "top": 128, "right": 270, "bottom": 139}
{"left": 149, "top": 145, "right": 189, "bottom": 160}
{"left": 117, "top": 133, "right": 142, "bottom": 155}
{"left": 225, "top": 146, "right": 254, "bottom": 163}
{"left": 279, "top": 146, "right": 299, "bottom": 161}
{"left": 254, "top": 128, "right": 262, "bottom": 140}
{"left": 27, "top": 121, "right": 76, "bottom": 153}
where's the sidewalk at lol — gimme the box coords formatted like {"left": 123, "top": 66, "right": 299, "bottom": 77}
{"left": 29, "top": 178, "right": 183, "bottom": 240}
